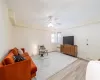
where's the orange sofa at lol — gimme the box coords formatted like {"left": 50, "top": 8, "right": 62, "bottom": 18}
{"left": 0, "top": 48, "right": 37, "bottom": 80}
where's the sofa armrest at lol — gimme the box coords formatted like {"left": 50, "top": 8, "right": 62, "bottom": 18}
{"left": 0, "top": 59, "right": 31, "bottom": 80}
{"left": 86, "top": 61, "right": 100, "bottom": 80}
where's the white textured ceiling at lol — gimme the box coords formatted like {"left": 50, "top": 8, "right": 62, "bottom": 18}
{"left": 6, "top": 0, "right": 100, "bottom": 28}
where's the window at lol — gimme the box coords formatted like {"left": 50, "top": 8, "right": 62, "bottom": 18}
{"left": 57, "top": 32, "right": 62, "bottom": 44}
{"left": 51, "top": 32, "right": 62, "bottom": 43}
{"left": 51, "top": 33, "right": 56, "bottom": 43}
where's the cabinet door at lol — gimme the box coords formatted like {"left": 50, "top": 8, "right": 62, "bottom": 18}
{"left": 70, "top": 46, "right": 75, "bottom": 56}
{"left": 64, "top": 45, "right": 70, "bottom": 55}
{"left": 70, "top": 45, "right": 77, "bottom": 57}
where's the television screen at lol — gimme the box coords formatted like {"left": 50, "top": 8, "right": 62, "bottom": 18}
{"left": 63, "top": 36, "right": 74, "bottom": 45}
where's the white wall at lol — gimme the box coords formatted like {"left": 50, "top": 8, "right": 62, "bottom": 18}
{"left": 12, "top": 27, "right": 55, "bottom": 56}
{"left": 57, "top": 23, "right": 100, "bottom": 60}
{"left": 0, "top": 0, "right": 13, "bottom": 61}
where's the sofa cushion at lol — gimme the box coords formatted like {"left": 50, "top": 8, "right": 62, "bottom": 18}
{"left": 23, "top": 55, "right": 32, "bottom": 61}
{"left": 31, "top": 62, "right": 37, "bottom": 74}
{"left": 0, "top": 63, "right": 3, "bottom": 68}
{"left": 22, "top": 52, "right": 29, "bottom": 57}
{"left": 3, "top": 52, "right": 15, "bottom": 65}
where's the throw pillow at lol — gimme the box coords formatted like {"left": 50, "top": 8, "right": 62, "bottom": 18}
{"left": 18, "top": 49, "right": 23, "bottom": 55}
{"left": 13, "top": 55, "right": 25, "bottom": 62}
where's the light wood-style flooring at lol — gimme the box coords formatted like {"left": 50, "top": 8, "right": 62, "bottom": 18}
{"left": 48, "top": 59, "right": 88, "bottom": 80}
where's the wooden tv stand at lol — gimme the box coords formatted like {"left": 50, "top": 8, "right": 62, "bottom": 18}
{"left": 60, "top": 44, "right": 77, "bottom": 57}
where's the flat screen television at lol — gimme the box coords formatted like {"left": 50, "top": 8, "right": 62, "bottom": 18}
{"left": 63, "top": 36, "right": 74, "bottom": 45}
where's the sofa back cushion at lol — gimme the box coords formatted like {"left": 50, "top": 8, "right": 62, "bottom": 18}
{"left": 12, "top": 48, "right": 19, "bottom": 56}
{"left": 21, "top": 48, "right": 25, "bottom": 53}
{"left": 3, "top": 52, "right": 15, "bottom": 65}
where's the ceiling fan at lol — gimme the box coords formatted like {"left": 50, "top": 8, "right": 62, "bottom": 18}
{"left": 47, "top": 16, "right": 61, "bottom": 27}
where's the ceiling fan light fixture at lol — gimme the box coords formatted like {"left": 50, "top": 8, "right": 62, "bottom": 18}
{"left": 48, "top": 23, "right": 53, "bottom": 27}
